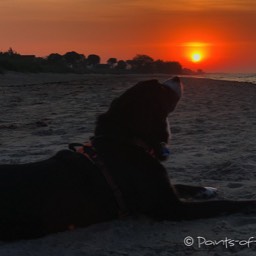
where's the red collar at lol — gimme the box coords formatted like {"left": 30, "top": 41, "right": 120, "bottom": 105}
{"left": 91, "top": 135, "right": 170, "bottom": 160}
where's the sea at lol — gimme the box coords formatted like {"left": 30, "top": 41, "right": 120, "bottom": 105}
{"left": 195, "top": 73, "right": 256, "bottom": 85}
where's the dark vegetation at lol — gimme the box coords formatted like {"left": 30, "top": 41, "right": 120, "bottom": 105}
{"left": 0, "top": 48, "right": 204, "bottom": 75}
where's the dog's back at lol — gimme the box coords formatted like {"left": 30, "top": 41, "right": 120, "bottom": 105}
{"left": 0, "top": 150, "right": 117, "bottom": 240}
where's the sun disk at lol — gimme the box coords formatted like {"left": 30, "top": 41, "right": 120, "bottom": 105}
{"left": 191, "top": 52, "right": 202, "bottom": 62}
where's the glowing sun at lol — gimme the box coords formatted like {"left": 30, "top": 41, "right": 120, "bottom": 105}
{"left": 191, "top": 52, "right": 203, "bottom": 62}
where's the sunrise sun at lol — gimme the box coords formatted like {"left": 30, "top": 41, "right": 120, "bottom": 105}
{"left": 191, "top": 52, "right": 202, "bottom": 62}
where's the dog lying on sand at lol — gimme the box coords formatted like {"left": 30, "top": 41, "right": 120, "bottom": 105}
{"left": 0, "top": 77, "right": 255, "bottom": 240}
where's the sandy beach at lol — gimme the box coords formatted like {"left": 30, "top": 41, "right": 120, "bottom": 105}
{"left": 0, "top": 73, "right": 256, "bottom": 255}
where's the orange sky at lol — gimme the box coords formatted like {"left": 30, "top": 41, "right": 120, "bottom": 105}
{"left": 0, "top": 0, "right": 255, "bottom": 72}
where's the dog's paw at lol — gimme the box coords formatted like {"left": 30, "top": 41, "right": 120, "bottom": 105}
{"left": 195, "top": 187, "right": 218, "bottom": 199}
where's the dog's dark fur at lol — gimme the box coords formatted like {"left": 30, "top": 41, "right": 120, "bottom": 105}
{"left": 0, "top": 78, "right": 255, "bottom": 240}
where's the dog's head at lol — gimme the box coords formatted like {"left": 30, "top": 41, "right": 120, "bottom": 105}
{"left": 95, "top": 77, "right": 183, "bottom": 160}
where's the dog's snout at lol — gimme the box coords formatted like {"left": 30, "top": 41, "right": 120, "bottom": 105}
{"left": 162, "top": 77, "right": 183, "bottom": 99}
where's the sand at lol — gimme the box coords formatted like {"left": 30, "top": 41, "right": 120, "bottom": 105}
{"left": 0, "top": 73, "right": 256, "bottom": 255}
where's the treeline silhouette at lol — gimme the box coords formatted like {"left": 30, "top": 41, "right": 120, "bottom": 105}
{"left": 0, "top": 48, "right": 203, "bottom": 75}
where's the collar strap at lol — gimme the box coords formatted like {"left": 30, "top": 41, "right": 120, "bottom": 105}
{"left": 130, "top": 138, "right": 170, "bottom": 159}
{"left": 91, "top": 135, "right": 170, "bottom": 160}
{"left": 69, "top": 141, "right": 130, "bottom": 218}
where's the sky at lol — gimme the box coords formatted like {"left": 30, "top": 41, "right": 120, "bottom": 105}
{"left": 0, "top": 0, "right": 255, "bottom": 72}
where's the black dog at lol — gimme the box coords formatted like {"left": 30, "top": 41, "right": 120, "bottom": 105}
{"left": 0, "top": 77, "right": 255, "bottom": 240}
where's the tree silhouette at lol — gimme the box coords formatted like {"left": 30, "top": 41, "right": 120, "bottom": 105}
{"left": 0, "top": 48, "right": 196, "bottom": 74}
{"left": 165, "top": 61, "right": 182, "bottom": 74}
{"left": 107, "top": 58, "right": 117, "bottom": 68}
{"left": 7, "top": 47, "right": 17, "bottom": 56}
{"left": 130, "top": 54, "right": 154, "bottom": 73}
{"left": 116, "top": 60, "right": 127, "bottom": 70}
{"left": 154, "top": 60, "right": 182, "bottom": 74}
{"left": 87, "top": 54, "right": 100, "bottom": 66}
{"left": 47, "top": 53, "right": 63, "bottom": 63}
{"left": 45, "top": 53, "right": 71, "bottom": 73}
{"left": 63, "top": 51, "right": 85, "bottom": 66}
{"left": 133, "top": 54, "right": 153, "bottom": 65}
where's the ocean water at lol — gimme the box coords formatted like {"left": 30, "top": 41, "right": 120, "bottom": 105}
{"left": 199, "top": 73, "right": 256, "bottom": 84}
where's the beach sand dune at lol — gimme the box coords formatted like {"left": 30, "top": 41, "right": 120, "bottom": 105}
{"left": 0, "top": 73, "right": 256, "bottom": 255}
